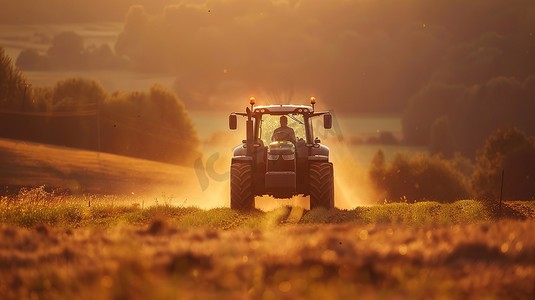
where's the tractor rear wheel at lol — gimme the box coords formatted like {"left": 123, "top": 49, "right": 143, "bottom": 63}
{"left": 230, "top": 162, "right": 255, "bottom": 210}
{"left": 309, "top": 162, "right": 334, "bottom": 209}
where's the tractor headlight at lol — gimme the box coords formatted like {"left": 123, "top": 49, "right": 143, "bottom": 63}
{"left": 282, "top": 154, "right": 295, "bottom": 160}
{"left": 268, "top": 154, "right": 279, "bottom": 160}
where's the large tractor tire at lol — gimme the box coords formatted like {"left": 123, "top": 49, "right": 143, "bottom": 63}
{"left": 309, "top": 162, "right": 334, "bottom": 209}
{"left": 230, "top": 162, "right": 255, "bottom": 210}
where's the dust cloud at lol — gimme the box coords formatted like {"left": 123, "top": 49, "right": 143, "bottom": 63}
{"left": 192, "top": 136, "right": 378, "bottom": 210}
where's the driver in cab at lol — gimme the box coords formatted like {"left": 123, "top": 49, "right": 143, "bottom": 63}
{"left": 272, "top": 116, "right": 296, "bottom": 144}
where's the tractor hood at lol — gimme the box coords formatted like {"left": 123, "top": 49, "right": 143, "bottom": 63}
{"left": 268, "top": 141, "right": 295, "bottom": 155}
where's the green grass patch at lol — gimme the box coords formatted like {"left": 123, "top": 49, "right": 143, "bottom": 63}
{"left": 299, "top": 200, "right": 491, "bottom": 226}
{"left": 357, "top": 200, "right": 492, "bottom": 225}
{"left": 0, "top": 188, "right": 493, "bottom": 228}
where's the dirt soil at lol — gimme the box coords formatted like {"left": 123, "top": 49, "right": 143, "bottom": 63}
{"left": 0, "top": 219, "right": 533, "bottom": 300}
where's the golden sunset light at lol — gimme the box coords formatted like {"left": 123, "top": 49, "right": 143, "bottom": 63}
{"left": 0, "top": 0, "right": 534, "bottom": 299}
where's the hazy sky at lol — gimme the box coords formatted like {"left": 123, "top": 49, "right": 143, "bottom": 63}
{"left": 1, "top": 0, "right": 534, "bottom": 113}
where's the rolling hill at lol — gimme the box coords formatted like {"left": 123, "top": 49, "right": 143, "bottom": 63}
{"left": 0, "top": 137, "right": 197, "bottom": 196}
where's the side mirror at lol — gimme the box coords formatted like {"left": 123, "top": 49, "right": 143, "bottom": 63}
{"left": 229, "top": 115, "right": 237, "bottom": 130}
{"left": 324, "top": 114, "right": 332, "bottom": 129}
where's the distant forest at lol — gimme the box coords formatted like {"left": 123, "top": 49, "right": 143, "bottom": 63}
{"left": 3, "top": 0, "right": 535, "bottom": 158}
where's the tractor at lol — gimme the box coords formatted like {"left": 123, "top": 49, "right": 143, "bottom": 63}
{"left": 228, "top": 97, "right": 334, "bottom": 210}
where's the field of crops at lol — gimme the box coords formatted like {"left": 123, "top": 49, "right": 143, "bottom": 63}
{"left": 0, "top": 189, "right": 533, "bottom": 300}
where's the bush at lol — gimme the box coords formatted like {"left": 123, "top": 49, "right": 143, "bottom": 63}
{"left": 472, "top": 128, "right": 535, "bottom": 201}
{"left": 370, "top": 150, "right": 471, "bottom": 203}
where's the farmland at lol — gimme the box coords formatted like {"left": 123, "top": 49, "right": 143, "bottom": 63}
{"left": 0, "top": 188, "right": 534, "bottom": 299}
{"left": 0, "top": 119, "right": 534, "bottom": 299}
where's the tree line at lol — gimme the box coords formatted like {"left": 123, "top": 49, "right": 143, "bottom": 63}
{"left": 1, "top": 48, "right": 199, "bottom": 165}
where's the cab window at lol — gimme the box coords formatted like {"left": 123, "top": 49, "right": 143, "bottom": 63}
{"left": 258, "top": 114, "right": 306, "bottom": 144}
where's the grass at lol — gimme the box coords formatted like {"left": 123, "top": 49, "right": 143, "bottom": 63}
{"left": 0, "top": 188, "right": 533, "bottom": 300}
{"left": 0, "top": 187, "right": 493, "bottom": 229}
{"left": 0, "top": 210, "right": 532, "bottom": 300}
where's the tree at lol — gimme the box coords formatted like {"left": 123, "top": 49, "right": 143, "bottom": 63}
{"left": 0, "top": 47, "right": 29, "bottom": 109}
{"left": 369, "top": 149, "right": 386, "bottom": 184}
{"left": 473, "top": 128, "right": 535, "bottom": 201}
{"left": 47, "top": 32, "right": 84, "bottom": 69}
{"left": 102, "top": 83, "right": 200, "bottom": 165}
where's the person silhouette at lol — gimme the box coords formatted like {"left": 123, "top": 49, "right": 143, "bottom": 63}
{"left": 272, "top": 116, "right": 296, "bottom": 144}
